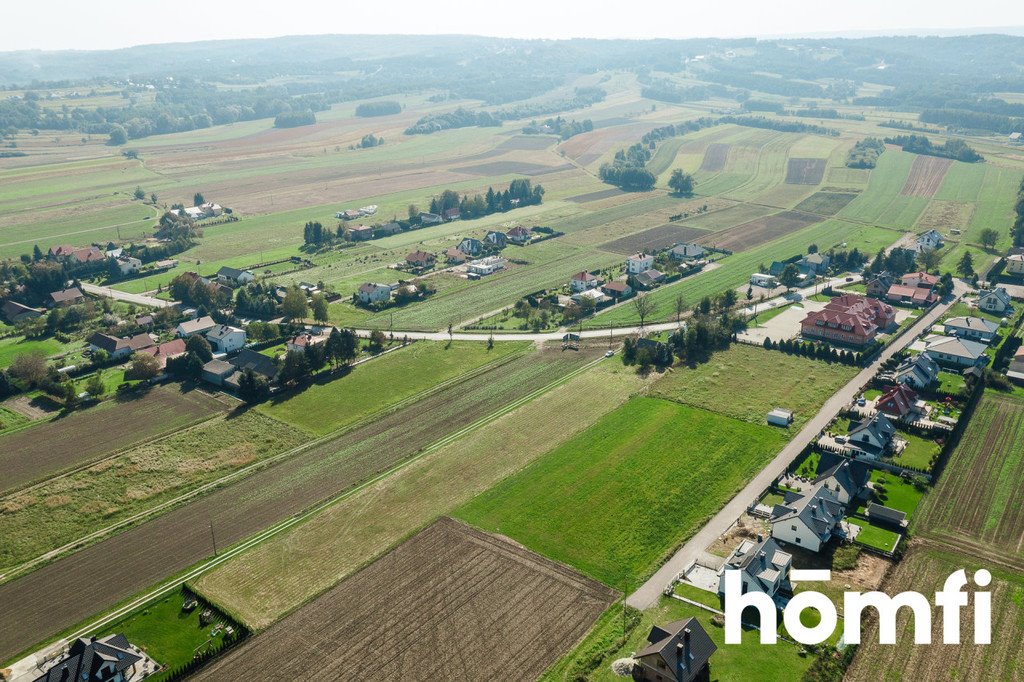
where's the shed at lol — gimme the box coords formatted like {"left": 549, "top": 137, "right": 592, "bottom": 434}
{"left": 767, "top": 408, "right": 793, "bottom": 427}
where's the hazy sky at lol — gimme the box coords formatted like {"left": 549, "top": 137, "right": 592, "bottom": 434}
{"left": 3, "top": 0, "right": 1023, "bottom": 51}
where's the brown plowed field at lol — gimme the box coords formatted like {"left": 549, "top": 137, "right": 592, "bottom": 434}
{"left": 0, "top": 349, "right": 597, "bottom": 661}
{"left": 900, "top": 156, "right": 952, "bottom": 197}
{"left": 699, "top": 143, "right": 731, "bottom": 172}
{"left": 452, "top": 161, "right": 572, "bottom": 176}
{"left": 0, "top": 386, "right": 225, "bottom": 495}
{"left": 600, "top": 224, "right": 710, "bottom": 254}
{"left": 191, "top": 518, "right": 616, "bottom": 682}
{"left": 784, "top": 158, "right": 827, "bottom": 185}
{"left": 698, "top": 210, "right": 820, "bottom": 252}
{"left": 567, "top": 187, "right": 626, "bottom": 203}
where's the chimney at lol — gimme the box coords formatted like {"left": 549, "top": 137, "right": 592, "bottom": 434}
{"left": 756, "top": 534, "right": 763, "bottom": 542}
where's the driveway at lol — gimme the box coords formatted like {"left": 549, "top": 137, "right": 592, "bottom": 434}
{"left": 79, "top": 283, "right": 175, "bottom": 309}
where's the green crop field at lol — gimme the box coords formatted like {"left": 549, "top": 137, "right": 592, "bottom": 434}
{"left": 649, "top": 344, "right": 857, "bottom": 428}
{"left": 456, "top": 397, "right": 787, "bottom": 587}
{"left": 256, "top": 341, "right": 527, "bottom": 434}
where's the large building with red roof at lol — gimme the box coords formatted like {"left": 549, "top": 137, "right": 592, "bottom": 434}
{"left": 886, "top": 271, "right": 939, "bottom": 307}
{"left": 801, "top": 294, "right": 896, "bottom": 347}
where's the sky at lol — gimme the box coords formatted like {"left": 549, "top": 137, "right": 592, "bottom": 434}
{"left": 3, "top": 0, "right": 1024, "bottom": 51}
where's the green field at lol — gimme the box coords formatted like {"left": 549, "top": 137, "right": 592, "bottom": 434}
{"left": 256, "top": 341, "right": 526, "bottom": 435}
{"left": 649, "top": 344, "right": 858, "bottom": 428}
{"left": 0, "top": 336, "right": 76, "bottom": 368}
{"left": 456, "top": 397, "right": 787, "bottom": 586}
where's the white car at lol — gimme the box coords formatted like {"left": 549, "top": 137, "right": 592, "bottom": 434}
{"left": 605, "top": 350, "right": 615, "bottom": 358}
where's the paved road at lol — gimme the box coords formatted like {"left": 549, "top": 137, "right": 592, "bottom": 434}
{"left": 626, "top": 282, "right": 969, "bottom": 610}
{"left": 79, "top": 283, "right": 174, "bottom": 308}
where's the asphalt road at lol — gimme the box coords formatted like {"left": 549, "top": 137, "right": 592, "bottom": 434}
{"left": 79, "top": 283, "right": 174, "bottom": 308}
{"left": 626, "top": 282, "right": 968, "bottom": 610}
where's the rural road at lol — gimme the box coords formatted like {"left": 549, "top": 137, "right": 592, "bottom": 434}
{"left": 626, "top": 281, "right": 969, "bottom": 610}
{"left": 79, "top": 283, "right": 174, "bottom": 308}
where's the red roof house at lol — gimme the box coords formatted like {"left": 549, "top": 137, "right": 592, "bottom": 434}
{"left": 876, "top": 384, "right": 921, "bottom": 419}
{"left": 801, "top": 294, "right": 896, "bottom": 347}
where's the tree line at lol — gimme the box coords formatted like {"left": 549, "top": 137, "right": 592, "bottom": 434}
{"left": 882, "top": 134, "right": 983, "bottom": 162}
{"left": 355, "top": 101, "right": 402, "bottom": 117}
{"left": 428, "top": 179, "right": 544, "bottom": 218}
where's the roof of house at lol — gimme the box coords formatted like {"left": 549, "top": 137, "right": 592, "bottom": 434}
{"left": 126, "top": 332, "right": 156, "bottom": 351}
{"left": 813, "top": 455, "right": 870, "bottom": 499}
{"left": 230, "top": 348, "right": 279, "bottom": 379}
{"left": 978, "top": 288, "right": 1012, "bottom": 306}
{"left": 944, "top": 316, "right": 999, "bottom": 334}
{"left": 802, "top": 294, "right": 893, "bottom": 340}
{"left": 203, "top": 358, "right": 235, "bottom": 376}
{"left": 723, "top": 535, "right": 792, "bottom": 592}
{"left": 135, "top": 314, "right": 154, "bottom": 326}
{"left": 602, "top": 281, "right": 630, "bottom": 292}
{"left": 87, "top": 332, "right": 130, "bottom": 353}
{"left": 802, "top": 252, "right": 829, "bottom": 265}
{"left": 627, "top": 252, "right": 652, "bottom": 262}
{"left": 1008, "top": 254, "right": 1024, "bottom": 263}
{"left": 443, "top": 208, "right": 461, "bottom": 218}
{"left": 406, "top": 250, "right": 435, "bottom": 263}
{"left": 925, "top": 335, "right": 988, "bottom": 360}
{"left": 895, "top": 352, "right": 940, "bottom": 383}
{"left": 49, "top": 287, "right": 84, "bottom": 303}
{"left": 34, "top": 634, "right": 141, "bottom": 682}
{"left": 2, "top": 300, "right": 43, "bottom": 319}
{"left": 771, "top": 481, "right": 844, "bottom": 540}
{"left": 71, "top": 246, "right": 104, "bottom": 263}
{"left": 207, "top": 324, "right": 244, "bottom": 341}
{"left": 358, "top": 282, "right": 391, "bottom": 294}
{"left": 139, "top": 338, "right": 186, "bottom": 360}
{"left": 876, "top": 383, "right": 919, "bottom": 416}
{"left": 866, "top": 502, "right": 907, "bottom": 525}
{"left": 217, "top": 265, "right": 251, "bottom": 280}
{"left": 177, "top": 315, "right": 216, "bottom": 335}
{"left": 902, "top": 271, "right": 940, "bottom": 286}
{"left": 507, "top": 226, "right": 530, "bottom": 237}
{"left": 571, "top": 271, "right": 599, "bottom": 282}
{"left": 636, "top": 618, "right": 716, "bottom": 682}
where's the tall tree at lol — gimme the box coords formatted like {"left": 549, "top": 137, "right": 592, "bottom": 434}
{"left": 311, "top": 293, "right": 329, "bottom": 323}
{"left": 633, "top": 295, "right": 656, "bottom": 333}
{"left": 779, "top": 263, "right": 801, "bottom": 291}
{"left": 667, "top": 169, "right": 695, "bottom": 196}
{"left": 979, "top": 228, "right": 1000, "bottom": 250}
{"left": 956, "top": 251, "right": 975, "bottom": 277}
{"left": 281, "top": 285, "right": 309, "bottom": 320}
{"left": 193, "top": 192, "right": 205, "bottom": 207}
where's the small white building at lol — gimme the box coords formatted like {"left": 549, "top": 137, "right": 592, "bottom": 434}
{"left": 357, "top": 282, "right": 393, "bottom": 305}
{"left": 115, "top": 256, "right": 142, "bottom": 276}
{"left": 1006, "top": 254, "right": 1024, "bottom": 277}
{"left": 206, "top": 324, "right": 246, "bottom": 353}
{"left": 569, "top": 271, "right": 601, "bottom": 293}
{"left": 766, "top": 408, "right": 793, "bottom": 427}
{"left": 466, "top": 256, "right": 507, "bottom": 276}
{"left": 916, "top": 229, "right": 943, "bottom": 253}
{"left": 750, "top": 273, "right": 778, "bottom": 288}
{"left": 626, "top": 252, "right": 654, "bottom": 275}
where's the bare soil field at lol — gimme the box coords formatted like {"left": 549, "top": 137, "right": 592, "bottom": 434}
{"left": 846, "top": 545, "right": 1024, "bottom": 682}
{"left": 916, "top": 199, "right": 976, "bottom": 232}
{"left": 452, "top": 161, "right": 571, "bottom": 176}
{"left": 0, "top": 349, "right": 597, "bottom": 661}
{"left": 700, "top": 143, "right": 731, "bottom": 172}
{"left": 900, "top": 156, "right": 953, "bottom": 197}
{"left": 497, "top": 134, "right": 560, "bottom": 150}
{"left": 566, "top": 187, "right": 626, "bottom": 203}
{"left": 191, "top": 518, "right": 616, "bottom": 682}
{"left": 0, "top": 386, "right": 226, "bottom": 494}
{"left": 784, "top": 158, "right": 828, "bottom": 185}
{"left": 793, "top": 190, "right": 860, "bottom": 216}
{"left": 557, "top": 122, "right": 658, "bottom": 165}
{"left": 697, "top": 210, "right": 820, "bottom": 252}
{"left": 600, "top": 224, "right": 710, "bottom": 254}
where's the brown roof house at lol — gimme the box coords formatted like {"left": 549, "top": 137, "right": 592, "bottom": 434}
{"left": 49, "top": 287, "right": 84, "bottom": 307}
{"left": 633, "top": 618, "right": 716, "bottom": 682}
{"left": 405, "top": 250, "right": 436, "bottom": 269}
{"left": 2, "top": 300, "right": 44, "bottom": 323}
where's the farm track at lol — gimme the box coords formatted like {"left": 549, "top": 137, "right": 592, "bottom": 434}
{"left": 190, "top": 518, "right": 616, "bottom": 682}
{"left": 0, "top": 347, "right": 598, "bottom": 661}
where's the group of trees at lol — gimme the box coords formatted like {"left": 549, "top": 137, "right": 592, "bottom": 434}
{"left": 405, "top": 108, "right": 501, "bottom": 135}
{"left": 599, "top": 142, "right": 656, "bottom": 191}
{"left": 354, "top": 133, "right": 383, "bottom": 148}
{"left": 428, "top": 179, "right": 544, "bottom": 218}
{"left": 846, "top": 137, "right": 885, "bottom": 169}
{"left": 667, "top": 169, "right": 695, "bottom": 196}
{"left": 234, "top": 282, "right": 280, "bottom": 318}
{"left": 883, "top": 134, "right": 983, "bottom": 162}
{"left": 762, "top": 336, "right": 867, "bottom": 366}
{"left": 355, "top": 101, "right": 401, "bottom": 117}
{"left": 273, "top": 110, "right": 316, "bottom": 128}
{"left": 868, "top": 247, "right": 917, "bottom": 277}
{"left": 719, "top": 115, "right": 839, "bottom": 137}
{"left": 523, "top": 116, "right": 593, "bottom": 140}
{"left": 920, "top": 107, "right": 1024, "bottom": 136}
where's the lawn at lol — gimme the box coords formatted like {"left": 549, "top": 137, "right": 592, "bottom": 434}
{"left": 935, "top": 370, "right": 967, "bottom": 396}
{"left": 649, "top": 344, "right": 858, "bottom": 428}
{"left": 857, "top": 470, "right": 926, "bottom": 517}
{"left": 849, "top": 518, "right": 901, "bottom": 552}
{"left": 0, "top": 336, "right": 74, "bottom": 368}
{"left": 792, "top": 450, "right": 821, "bottom": 478}
{"left": 256, "top": 341, "right": 526, "bottom": 435}
{"left": 673, "top": 582, "right": 722, "bottom": 609}
{"left": 456, "top": 397, "right": 788, "bottom": 587}
{"left": 891, "top": 431, "right": 940, "bottom": 471}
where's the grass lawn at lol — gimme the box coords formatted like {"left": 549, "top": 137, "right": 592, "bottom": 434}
{"left": 865, "top": 470, "right": 926, "bottom": 517}
{"left": 584, "top": 597, "right": 812, "bottom": 682}
{"left": 862, "top": 388, "right": 882, "bottom": 400}
{"left": 891, "top": 432, "right": 940, "bottom": 471}
{"left": 935, "top": 370, "right": 967, "bottom": 396}
{"left": 256, "top": 341, "right": 526, "bottom": 435}
{"left": 792, "top": 450, "right": 821, "bottom": 478}
{"left": 761, "top": 491, "right": 785, "bottom": 508}
{"left": 108, "top": 589, "right": 242, "bottom": 680}
{"left": 673, "top": 582, "right": 722, "bottom": 609}
{"left": 456, "top": 397, "right": 788, "bottom": 587}
{"left": 0, "top": 336, "right": 73, "bottom": 368}
{"left": 849, "top": 518, "right": 901, "bottom": 552}
{"left": 749, "top": 302, "right": 794, "bottom": 325}
{"left": 650, "top": 344, "right": 858, "bottom": 428}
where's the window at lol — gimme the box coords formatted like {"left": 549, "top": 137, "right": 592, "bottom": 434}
{"left": 791, "top": 525, "right": 797, "bottom": 531}
{"left": 795, "top": 537, "right": 802, "bottom": 544}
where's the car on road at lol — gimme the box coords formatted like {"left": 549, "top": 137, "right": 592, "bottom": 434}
{"left": 605, "top": 350, "right": 615, "bottom": 357}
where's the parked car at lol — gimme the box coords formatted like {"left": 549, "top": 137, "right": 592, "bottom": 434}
{"left": 605, "top": 350, "right": 615, "bottom": 358}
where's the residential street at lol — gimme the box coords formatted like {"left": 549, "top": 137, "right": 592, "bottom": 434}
{"left": 79, "top": 283, "right": 175, "bottom": 308}
{"left": 625, "top": 281, "right": 969, "bottom": 610}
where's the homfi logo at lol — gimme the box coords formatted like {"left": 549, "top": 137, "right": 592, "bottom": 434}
{"left": 723, "top": 568, "right": 991, "bottom": 645}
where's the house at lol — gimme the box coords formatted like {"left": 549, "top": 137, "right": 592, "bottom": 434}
{"left": 153, "top": 259, "right": 179, "bottom": 270}
{"left": 216, "top": 266, "right": 255, "bottom": 286}
{"left": 876, "top": 384, "right": 924, "bottom": 420}
{"left": 419, "top": 212, "right": 444, "bottom": 225}
{"left": 466, "top": 256, "right": 507, "bottom": 276}
{"left": 226, "top": 348, "right": 280, "bottom": 388}
{"left": 176, "top": 315, "right": 216, "bottom": 338}
{"left": 485, "top": 231, "right": 507, "bottom": 248}
{"left": 115, "top": 256, "right": 142, "bottom": 276}
{"left": 769, "top": 481, "right": 845, "bottom": 552}
{"left": 865, "top": 273, "right": 894, "bottom": 298}
{"left": 799, "top": 252, "right": 831, "bottom": 275}
{"left": 135, "top": 314, "right": 154, "bottom": 328}
{"left": 846, "top": 412, "right": 898, "bottom": 459}
{"left": 506, "top": 226, "right": 531, "bottom": 244}
{"left": 88, "top": 332, "right": 133, "bottom": 360}
{"left": 445, "top": 247, "right": 467, "bottom": 264}
{"left": 199, "top": 202, "right": 223, "bottom": 217}
{"left": 633, "top": 618, "right": 716, "bottom": 682}
{"left": 717, "top": 535, "right": 792, "bottom": 601}
{"left": 893, "top": 353, "right": 940, "bottom": 390}
{"left": 924, "top": 335, "right": 989, "bottom": 368}
{"left": 2, "top": 300, "right": 43, "bottom": 323}
{"left": 976, "top": 288, "right": 1013, "bottom": 315}
{"left": 943, "top": 316, "right": 999, "bottom": 344}
{"left": 375, "top": 222, "right": 401, "bottom": 237}
{"left": 750, "top": 273, "right": 778, "bottom": 288}
{"left": 337, "top": 209, "right": 361, "bottom": 220}
{"left": 48, "top": 245, "right": 76, "bottom": 259}
{"left": 800, "top": 294, "right": 895, "bottom": 347}
{"left": 1007, "top": 254, "right": 1024, "bottom": 277}
{"left": 669, "top": 243, "right": 705, "bottom": 261}
{"left": 626, "top": 253, "right": 654, "bottom": 275}
{"left": 138, "top": 338, "right": 186, "bottom": 369}
{"left": 32, "top": 634, "right": 142, "bottom": 682}
{"left": 769, "top": 260, "right": 815, "bottom": 281}
{"left": 287, "top": 330, "right": 330, "bottom": 353}
{"left": 570, "top": 271, "right": 601, "bottom": 293}
{"left": 70, "top": 246, "right": 105, "bottom": 264}
{"left": 202, "top": 358, "right": 236, "bottom": 386}
{"left": 1006, "top": 347, "right": 1024, "bottom": 385}
{"left": 459, "top": 237, "right": 484, "bottom": 256}
{"left": 865, "top": 503, "right": 907, "bottom": 528}
{"left": 405, "top": 250, "right": 436, "bottom": 269}
{"left": 888, "top": 271, "right": 938, "bottom": 307}
{"left": 1010, "top": 132, "right": 1023, "bottom": 144}
{"left": 571, "top": 289, "right": 610, "bottom": 306}
{"left": 358, "top": 282, "right": 393, "bottom": 305}
{"left": 49, "top": 287, "right": 84, "bottom": 307}
{"left": 634, "top": 269, "right": 666, "bottom": 290}
{"left": 813, "top": 456, "right": 870, "bottom": 505}
{"left": 767, "top": 408, "right": 793, "bottom": 427}
{"left": 443, "top": 207, "right": 461, "bottom": 221}
{"left": 348, "top": 225, "right": 375, "bottom": 241}
{"left": 206, "top": 324, "right": 246, "bottom": 353}
{"left": 601, "top": 281, "right": 633, "bottom": 299}
{"left": 916, "top": 229, "right": 943, "bottom": 253}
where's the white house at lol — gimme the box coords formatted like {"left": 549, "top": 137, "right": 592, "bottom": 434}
{"left": 943, "top": 316, "right": 999, "bottom": 344}
{"left": 570, "top": 271, "right": 601, "bottom": 293}
{"left": 769, "top": 482, "right": 845, "bottom": 552}
{"left": 115, "top": 256, "right": 142, "bottom": 275}
{"left": 977, "top": 287, "right": 1013, "bottom": 314}
{"left": 176, "top": 315, "right": 216, "bottom": 338}
{"left": 916, "top": 229, "right": 943, "bottom": 253}
{"left": 357, "top": 282, "right": 392, "bottom": 305}
{"left": 206, "top": 324, "right": 246, "bottom": 353}
{"left": 669, "top": 243, "right": 705, "bottom": 261}
{"left": 812, "top": 458, "right": 870, "bottom": 505}
{"left": 717, "top": 535, "right": 792, "bottom": 602}
{"left": 924, "top": 335, "right": 989, "bottom": 368}
{"left": 1006, "top": 254, "right": 1024, "bottom": 277}
{"left": 466, "top": 256, "right": 506, "bottom": 276}
{"left": 750, "top": 273, "right": 778, "bottom": 288}
{"left": 846, "top": 412, "right": 898, "bottom": 459}
{"left": 216, "top": 266, "right": 255, "bottom": 286}
{"left": 893, "top": 353, "right": 940, "bottom": 390}
{"left": 626, "top": 252, "right": 654, "bottom": 275}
